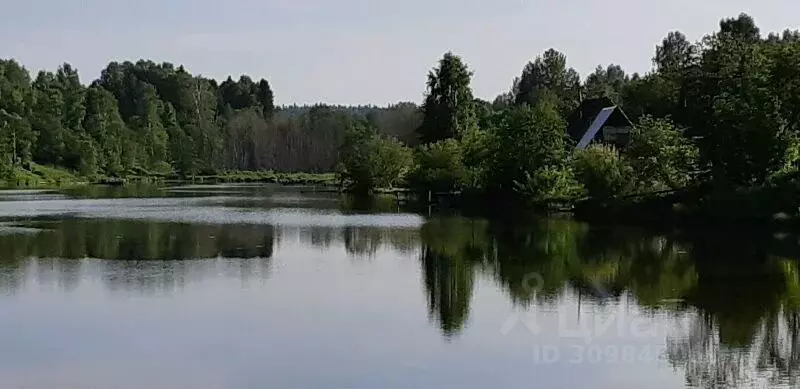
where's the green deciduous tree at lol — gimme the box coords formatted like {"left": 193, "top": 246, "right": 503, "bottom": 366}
{"left": 131, "top": 82, "right": 169, "bottom": 171}
{"left": 573, "top": 145, "right": 634, "bottom": 200}
{"left": 0, "top": 60, "right": 35, "bottom": 173}
{"left": 74, "top": 134, "right": 99, "bottom": 176}
{"left": 460, "top": 126, "right": 493, "bottom": 190}
{"left": 31, "top": 71, "right": 65, "bottom": 165}
{"left": 621, "top": 73, "right": 676, "bottom": 121}
{"left": 417, "top": 52, "right": 477, "bottom": 144}
{"left": 513, "top": 49, "right": 581, "bottom": 117}
{"left": 487, "top": 98, "right": 579, "bottom": 204}
{"left": 719, "top": 13, "right": 761, "bottom": 43}
{"left": 693, "top": 19, "right": 797, "bottom": 188}
{"left": 654, "top": 32, "right": 698, "bottom": 76}
{"left": 408, "top": 139, "right": 467, "bottom": 192}
{"left": 0, "top": 109, "right": 34, "bottom": 175}
{"left": 627, "top": 116, "right": 698, "bottom": 191}
{"left": 83, "top": 86, "right": 128, "bottom": 175}
{"left": 338, "top": 121, "right": 412, "bottom": 193}
{"left": 55, "top": 63, "right": 85, "bottom": 136}
{"left": 184, "top": 77, "right": 222, "bottom": 174}
{"left": 160, "top": 102, "right": 194, "bottom": 176}
{"left": 584, "top": 64, "right": 630, "bottom": 103}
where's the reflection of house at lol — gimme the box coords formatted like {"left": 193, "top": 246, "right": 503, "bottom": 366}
{"left": 566, "top": 97, "right": 633, "bottom": 150}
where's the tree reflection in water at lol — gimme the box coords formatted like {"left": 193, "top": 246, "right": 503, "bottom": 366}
{"left": 0, "top": 219, "right": 276, "bottom": 295}
{"left": 415, "top": 216, "right": 800, "bottom": 387}
{"left": 2, "top": 214, "right": 800, "bottom": 386}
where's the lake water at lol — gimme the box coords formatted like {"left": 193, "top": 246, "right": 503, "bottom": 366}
{"left": 1, "top": 184, "right": 799, "bottom": 389}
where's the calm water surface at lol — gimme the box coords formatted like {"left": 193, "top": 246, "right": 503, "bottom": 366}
{"left": 1, "top": 184, "right": 799, "bottom": 389}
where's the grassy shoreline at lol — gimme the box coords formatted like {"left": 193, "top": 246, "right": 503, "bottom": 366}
{"left": 0, "top": 165, "right": 340, "bottom": 189}
{"left": 192, "top": 171, "right": 338, "bottom": 186}
{"left": 0, "top": 164, "right": 88, "bottom": 188}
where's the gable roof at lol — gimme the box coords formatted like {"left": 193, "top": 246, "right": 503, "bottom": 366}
{"left": 566, "top": 97, "right": 615, "bottom": 140}
{"left": 566, "top": 97, "right": 634, "bottom": 150}
{"left": 576, "top": 107, "right": 616, "bottom": 150}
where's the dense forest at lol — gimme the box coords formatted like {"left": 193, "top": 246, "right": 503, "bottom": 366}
{"left": 2, "top": 12, "right": 800, "bottom": 219}
{"left": 0, "top": 59, "right": 422, "bottom": 177}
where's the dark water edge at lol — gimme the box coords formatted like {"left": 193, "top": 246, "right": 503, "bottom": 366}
{"left": 417, "top": 187, "right": 800, "bottom": 252}
{"left": 571, "top": 183, "right": 800, "bottom": 231}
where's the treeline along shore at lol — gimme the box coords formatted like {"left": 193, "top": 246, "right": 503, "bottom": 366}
{"left": 2, "top": 13, "right": 800, "bottom": 225}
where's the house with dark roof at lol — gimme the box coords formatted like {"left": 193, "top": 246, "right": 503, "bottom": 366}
{"left": 566, "top": 97, "right": 633, "bottom": 150}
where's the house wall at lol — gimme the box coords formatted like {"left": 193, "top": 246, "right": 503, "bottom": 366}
{"left": 602, "top": 126, "right": 631, "bottom": 144}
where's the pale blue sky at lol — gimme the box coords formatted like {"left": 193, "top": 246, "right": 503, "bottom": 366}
{"left": 1, "top": 0, "right": 798, "bottom": 105}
